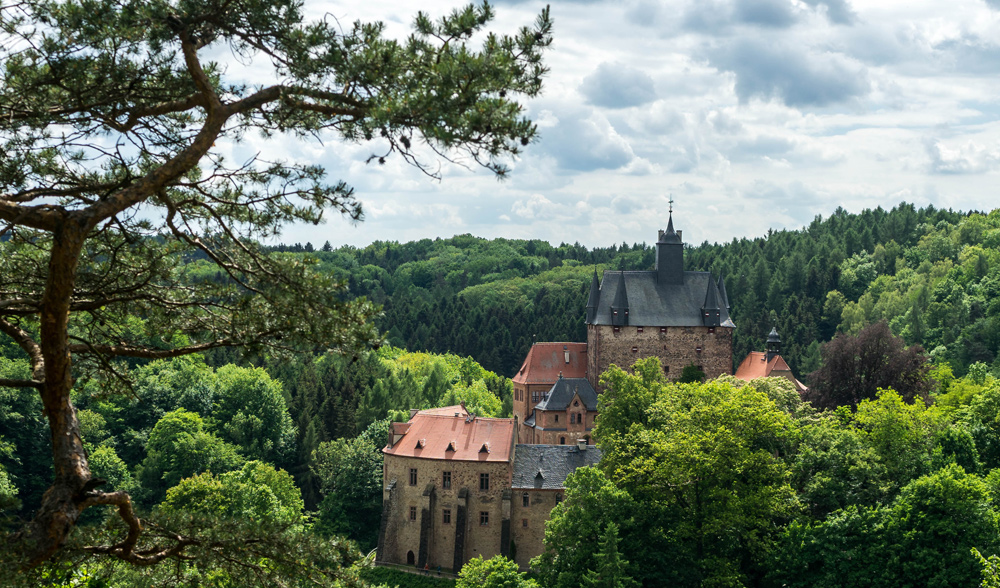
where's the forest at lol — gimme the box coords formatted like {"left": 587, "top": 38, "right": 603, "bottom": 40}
{"left": 5, "top": 202, "right": 1000, "bottom": 586}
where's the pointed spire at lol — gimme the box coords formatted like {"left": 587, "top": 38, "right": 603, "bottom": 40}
{"left": 586, "top": 268, "right": 600, "bottom": 324}
{"left": 717, "top": 274, "right": 730, "bottom": 310}
{"left": 660, "top": 213, "right": 682, "bottom": 244}
{"left": 611, "top": 271, "right": 629, "bottom": 326}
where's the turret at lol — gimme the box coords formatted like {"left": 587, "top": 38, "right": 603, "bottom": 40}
{"left": 610, "top": 271, "right": 629, "bottom": 326}
{"left": 586, "top": 268, "right": 600, "bottom": 324}
{"left": 766, "top": 327, "right": 781, "bottom": 362}
{"left": 717, "top": 274, "right": 730, "bottom": 311}
{"left": 702, "top": 274, "right": 722, "bottom": 327}
{"left": 656, "top": 213, "right": 684, "bottom": 285}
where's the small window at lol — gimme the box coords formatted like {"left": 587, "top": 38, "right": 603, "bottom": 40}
{"left": 560, "top": 437, "right": 566, "bottom": 444}
{"left": 443, "top": 509, "right": 451, "bottom": 524}
{"left": 613, "top": 326, "right": 621, "bottom": 333}
{"left": 570, "top": 413, "right": 576, "bottom": 424}
{"left": 409, "top": 468, "right": 417, "bottom": 486}
{"left": 409, "top": 506, "right": 417, "bottom": 521}
{"left": 555, "top": 494, "right": 563, "bottom": 504}
{"left": 637, "top": 326, "right": 644, "bottom": 333}
{"left": 522, "top": 492, "right": 530, "bottom": 507}
{"left": 480, "top": 511, "right": 489, "bottom": 526}
{"left": 708, "top": 327, "right": 715, "bottom": 334}
{"left": 555, "top": 414, "right": 559, "bottom": 423}
{"left": 532, "top": 391, "right": 540, "bottom": 403}
{"left": 442, "top": 471, "right": 451, "bottom": 489}
{"left": 660, "top": 327, "right": 667, "bottom": 334}
{"left": 631, "top": 346, "right": 638, "bottom": 353}
{"left": 574, "top": 400, "right": 579, "bottom": 407}
{"left": 480, "top": 473, "right": 490, "bottom": 491}
{"left": 664, "top": 366, "right": 670, "bottom": 375}
{"left": 696, "top": 346, "right": 702, "bottom": 353}
{"left": 613, "top": 310, "right": 618, "bottom": 316}
{"left": 522, "top": 518, "right": 529, "bottom": 528}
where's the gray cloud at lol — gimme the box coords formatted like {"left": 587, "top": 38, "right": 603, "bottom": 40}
{"left": 733, "top": 0, "right": 797, "bottom": 27}
{"left": 539, "top": 108, "right": 635, "bottom": 172}
{"left": 580, "top": 62, "right": 657, "bottom": 108}
{"left": 801, "top": 0, "right": 857, "bottom": 24}
{"left": 708, "top": 39, "right": 870, "bottom": 106}
{"left": 986, "top": 0, "right": 1000, "bottom": 10}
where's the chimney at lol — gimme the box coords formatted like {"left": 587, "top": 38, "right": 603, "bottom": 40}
{"left": 577, "top": 439, "right": 587, "bottom": 450}
{"left": 564, "top": 345, "right": 570, "bottom": 364}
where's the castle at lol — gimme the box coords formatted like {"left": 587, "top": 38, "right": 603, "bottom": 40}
{"left": 377, "top": 215, "right": 801, "bottom": 572}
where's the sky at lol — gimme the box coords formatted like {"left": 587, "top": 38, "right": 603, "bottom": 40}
{"left": 228, "top": 0, "right": 1000, "bottom": 249}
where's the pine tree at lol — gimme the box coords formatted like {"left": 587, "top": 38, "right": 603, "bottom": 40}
{"left": 581, "top": 522, "right": 639, "bottom": 588}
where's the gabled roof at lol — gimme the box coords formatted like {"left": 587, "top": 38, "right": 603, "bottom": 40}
{"left": 533, "top": 377, "right": 598, "bottom": 412}
{"left": 590, "top": 270, "right": 732, "bottom": 327}
{"left": 734, "top": 352, "right": 808, "bottom": 392}
{"left": 512, "top": 444, "right": 603, "bottom": 490}
{"left": 513, "top": 342, "right": 587, "bottom": 385}
{"left": 383, "top": 406, "right": 514, "bottom": 462}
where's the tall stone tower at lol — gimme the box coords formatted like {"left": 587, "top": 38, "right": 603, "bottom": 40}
{"left": 585, "top": 213, "right": 735, "bottom": 389}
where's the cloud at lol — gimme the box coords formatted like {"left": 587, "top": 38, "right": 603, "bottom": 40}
{"left": 986, "top": 0, "right": 1000, "bottom": 10}
{"left": 580, "top": 62, "right": 657, "bottom": 108}
{"left": 512, "top": 193, "right": 560, "bottom": 220}
{"left": 708, "top": 39, "right": 871, "bottom": 106}
{"left": 926, "top": 139, "right": 1000, "bottom": 174}
{"left": 733, "top": 0, "right": 797, "bottom": 28}
{"left": 800, "top": 0, "right": 857, "bottom": 24}
{"left": 537, "top": 108, "right": 635, "bottom": 171}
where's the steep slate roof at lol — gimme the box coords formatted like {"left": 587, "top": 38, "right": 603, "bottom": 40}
{"left": 533, "top": 377, "right": 598, "bottom": 412}
{"left": 734, "top": 352, "right": 808, "bottom": 392}
{"left": 589, "top": 270, "right": 732, "bottom": 327}
{"left": 512, "top": 444, "right": 603, "bottom": 490}
{"left": 513, "top": 342, "right": 587, "bottom": 385}
{"left": 383, "top": 406, "right": 514, "bottom": 462}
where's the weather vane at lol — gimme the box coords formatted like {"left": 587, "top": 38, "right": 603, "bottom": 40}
{"left": 668, "top": 195, "right": 674, "bottom": 215}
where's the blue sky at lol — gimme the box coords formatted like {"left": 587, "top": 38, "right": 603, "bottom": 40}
{"left": 221, "top": 0, "right": 1000, "bottom": 248}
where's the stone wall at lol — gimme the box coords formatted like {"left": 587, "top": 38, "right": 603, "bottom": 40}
{"left": 587, "top": 324, "right": 732, "bottom": 388}
{"left": 379, "top": 453, "right": 512, "bottom": 572}
{"left": 510, "top": 488, "right": 564, "bottom": 570}
{"left": 514, "top": 382, "right": 558, "bottom": 423}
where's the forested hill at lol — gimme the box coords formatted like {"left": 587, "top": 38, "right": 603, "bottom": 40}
{"left": 271, "top": 202, "right": 996, "bottom": 379}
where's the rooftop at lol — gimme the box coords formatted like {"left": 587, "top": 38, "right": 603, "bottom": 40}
{"left": 734, "top": 351, "right": 808, "bottom": 392}
{"left": 533, "top": 377, "right": 598, "bottom": 412}
{"left": 383, "top": 405, "right": 515, "bottom": 462}
{"left": 513, "top": 342, "right": 587, "bottom": 385}
{"left": 512, "top": 444, "right": 603, "bottom": 490}
{"left": 589, "top": 270, "right": 732, "bottom": 327}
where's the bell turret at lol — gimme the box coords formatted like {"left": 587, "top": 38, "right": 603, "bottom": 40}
{"left": 701, "top": 274, "right": 722, "bottom": 327}
{"left": 766, "top": 327, "right": 781, "bottom": 362}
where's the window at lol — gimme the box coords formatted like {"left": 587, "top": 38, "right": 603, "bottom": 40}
{"left": 442, "top": 471, "right": 451, "bottom": 489}
{"left": 409, "top": 506, "right": 417, "bottom": 521}
{"left": 443, "top": 509, "right": 451, "bottom": 524}
{"left": 555, "top": 494, "right": 563, "bottom": 504}
{"left": 480, "top": 511, "right": 489, "bottom": 526}
{"left": 570, "top": 413, "right": 576, "bottom": 424}
{"left": 637, "top": 326, "right": 643, "bottom": 333}
{"left": 522, "top": 492, "right": 530, "bottom": 507}
{"left": 708, "top": 327, "right": 715, "bottom": 334}
{"left": 554, "top": 414, "right": 559, "bottom": 423}
{"left": 631, "top": 346, "right": 638, "bottom": 353}
{"left": 574, "top": 400, "right": 579, "bottom": 407}
{"left": 522, "top": 518, "right": 529, "bottom": 528}
{"left": 480, "top": 473, "right": 490, "bottom": 491}
{"left": 613, "top": 326, "right": 621, "bottom": 333}
{"left": 560, "top": 437, "right": 566, "bottom": 444}
{"left": 532, "top": 390, "right": 540, "bottom": 403}
{"left": 664, "top": 365, "right": 670, "bottom": 375}
{"left": 660, "top": 327, "right": 667, "bottom": 334}
{"left": 409, "top": 468, "right": 417, "bottom": 486}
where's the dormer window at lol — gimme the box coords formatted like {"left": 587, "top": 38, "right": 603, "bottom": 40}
{"left": 415, "top": 439, "right": 425, "bottom": 449}
{"left": 446, "top": 441, "right": 456, "bottom": 452}
{"left": 479, "top": 442, "right": 490, "bottom": 454}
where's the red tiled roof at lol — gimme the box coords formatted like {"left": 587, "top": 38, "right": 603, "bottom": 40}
{"left": 383, "top": 405, "right": 515, "bottom": 462}
{"left": 734, "top": 352, "right": 807, "bottom": 392}
{"left": 512, "top": 342, "right": 587, "bottom": 385}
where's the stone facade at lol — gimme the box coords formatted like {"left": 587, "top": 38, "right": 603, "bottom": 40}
{"left": 587, "top": 323, "right": 732, "bottom": 387}
{"left": 509, "top": 488, "right": 563, "bottom": 569}
{"left": 380, "top": 453, "right": 512, "bottom": 571}
{"left": 513, "top": 382, "right": 557, "bottom": 427}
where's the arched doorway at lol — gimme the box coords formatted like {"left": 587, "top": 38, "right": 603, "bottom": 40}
{"left": 407, "top": 550, "right": 415, "bottom": 565}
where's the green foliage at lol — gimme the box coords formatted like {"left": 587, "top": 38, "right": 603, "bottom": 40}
{"left": 212, "top": 365, "right": 296, "bottom": 467}
{"left": 359, "top": 565, "right": 457, "bottom": 587}
{"left": 160, "top": 461, "right": 304, "bottom": 526}
{"left": 457, "top": 556, "right": 537, "bottom": 588}
{"left": 137, "top": 409, "right": 244, "bottom": 505}
{"left": 677, "top": 362, "right": 705, "bottom": 383}
{"left": 973, "top": 548, "right": 1000, "bottom": 588}
{"left": 580, "top": 522, "right": 638, "bottom": 588}
{"left": 313, "top": 420, "right": 389, "bottom": 549}
{"left": 590, "top": 358, "right": 799, "bottom": 586}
